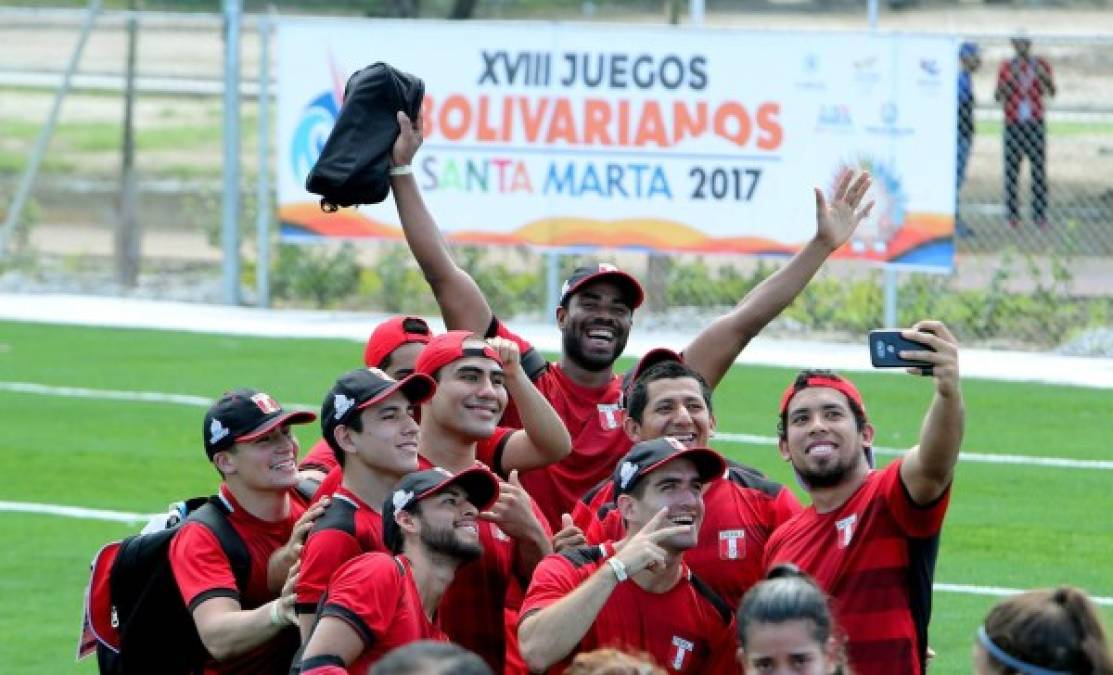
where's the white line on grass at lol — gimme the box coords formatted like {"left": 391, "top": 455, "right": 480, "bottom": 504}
{"left": 0, "top": 500, "right": 155, "bottom": 523}
{"left": 714, "top": 432, "right": 1113, "bottom": 471}
{"left": 3, "top": 499, "right": 1110, "bottom": 606}
{"left": 4, "top": 381, "right": 1112, "bottom": 471}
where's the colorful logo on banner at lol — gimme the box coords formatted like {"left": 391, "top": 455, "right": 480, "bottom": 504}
{"left": 290, "top": 54, "right": 346, "bottom": 184}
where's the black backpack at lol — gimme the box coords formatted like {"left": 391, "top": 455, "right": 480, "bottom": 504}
{"left": 305, "top": 62, "right": 424, "bottom": 211}
{"left": 79, "top": 496, "right": 250, "bottom": 675}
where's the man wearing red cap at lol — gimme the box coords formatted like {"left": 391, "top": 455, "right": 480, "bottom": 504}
{"left": 299, "top": 315, "right": 434, "bottom": 483}
{"left": 519, "top": 438, "right": 738, "bottom": 674}
{"left": 411, "top": 330, "right": 561, "bottom": 672}
{"left": 298, "top": 466, "right": 499, "bottom": 675}
{"left": 763, "top": 321, "right": 964, "bottom": 675}
{"left": 293, "top": 367, "right": 436, "bottom": 640}
{"left": 169, "top": 389, "right": 328, "bottom": 674}
{"left": 388, "top": 109, "right": 873, "bottom": 529}
{"left": 568, "top": 353, "right": 801, "bottom": 610}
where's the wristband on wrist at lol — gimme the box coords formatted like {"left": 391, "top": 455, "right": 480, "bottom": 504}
{"left": 269, "top": 600, "right": 286, "bottom": 627}
{"left": 606, "top": 556, "right": 628, "bottom": 582}
{"left": 389, "top": 165, "right": 413, "bottom": 176}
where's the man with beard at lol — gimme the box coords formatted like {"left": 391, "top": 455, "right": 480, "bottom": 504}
{"left": 293, "top": 367, "right": 435, "bottom": 641}
{"left": 518, "top": 438, "right": 739, "bottom": 674}
{"left": 569, "top": 353, "right": 801, "bottom": 610}
{"left": 412, "top": 330, "right": 557, "bottom": 672}
{"left": 387, "top": 109, "right": 874, "bottom": 529}
{"left": 297, "top": 466, "right": 499, "bottom": 675}
{"left": 763, "top": 320, "right": 964, "bottom": 675}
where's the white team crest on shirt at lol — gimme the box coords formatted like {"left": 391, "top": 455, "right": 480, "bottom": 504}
{"left": 597, "top": 403, "right": 623, "bottom": 430}
{"left": 718, "top": 529, "right": 746, "bottom": 560}
{"left": 209, "top": 419, "right": 229, "bottom": 445}
{"left": 670, "top": 635, "right": 695, "bottom": 670}
{"left": 333, "top": 394, "right": 355, "bottom": 420}
{"left": 836, "top": 513, "right": 858, "bottom": 548}
{"left": 618, "top": 461, "right": 639, "bottom": 489}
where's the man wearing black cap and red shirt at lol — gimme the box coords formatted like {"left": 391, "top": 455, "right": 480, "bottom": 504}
{"left": 764, "top": 321, "right": 964, "bottom": 675}
{"left": 567, "top": 350, "right": 801, "bottom": 611}
{"left": 298, "top": 466, "right": 499, "bottom": 675}
{"left": 294, "top": 367, "right": 435, "bottom": 640}
{"left": 299, "top": 315, "right": 434, "bottom": 484}
{"left": 387, "top": 109, "right": 874, "bottom": 530}
{"left": 169, "top": 389, "right": 327, "bottom": 675}
{"left": 518, "top": 437, "right": 738, "bottom": 674}
{"left": 412, "top": 330, "right": 561, "bottom": 673}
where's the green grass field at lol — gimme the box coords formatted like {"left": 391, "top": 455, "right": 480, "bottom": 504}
{"left": 1, "top": 319, "right": 1110, "bottom": 674}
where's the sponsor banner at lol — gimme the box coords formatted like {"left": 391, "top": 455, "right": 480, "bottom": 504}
{"left": 277, "top": 19, "right": 957, "bottom": 270}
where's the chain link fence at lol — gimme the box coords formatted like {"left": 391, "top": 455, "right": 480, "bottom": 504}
{"left": 1, "top": 7, "right": 1111, "bottom": 354}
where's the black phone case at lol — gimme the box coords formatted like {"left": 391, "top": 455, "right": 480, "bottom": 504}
{"left": 868, "top": 330, "right": 934, "bottom": 369}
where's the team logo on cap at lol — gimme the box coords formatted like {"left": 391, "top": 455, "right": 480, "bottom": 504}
{"left": 209, "top": 419, "right": 229, "bottom": 445}
{"left": 251, "top": 392, "right": 281, "bottom": 414}
{"left": 333, "top": 394, "right": 354, "bottom": 420}
{"left": 618, "top": 461, "right": 638, "bottom": 489}
{"left": 392, "top": 489, "right": 414, "bottom": 511}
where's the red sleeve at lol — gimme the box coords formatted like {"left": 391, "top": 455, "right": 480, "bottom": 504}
{"left": 295, "top": 528, "right": 363, "bottom": 614}
{"left": 487, "top": 316, "right": 534, "bottom": 358}
{"left": 706, "top": 614, "right": 741, "bottom": 674}
{"left": 299, "top": 438, "right": 338, "bottom": 473}
{"left": 475, "top": 426, "right": 515, "bottom": 477}
{"left": 584, "top": 510, "right": 625, "bottom": 545}
{"left": 519, "top": 554, "right": 585, "bottom": 620}
{"left": 881, "top": 458, "right": 951, "bottom": 538}
{"left": 570, "top": 497, "right": 601, "bottom": 535}
{"left": 169, "top": 521, "right": 239, "bottom": 611}
{"left": 319, "top": 554, "right": 402, "bottom": 649}
{"left": 770, "top": 488, "right": 803, "bottom": 529}
{"left": 312, "top": 467, "right": 343, "bottom": 504}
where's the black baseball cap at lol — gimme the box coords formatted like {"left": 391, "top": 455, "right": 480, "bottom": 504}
{"left": 613, "top": 436, "right": 726, "bottom": 495}
{"left": 559, "top": 263, "right": 644, "bottom": 309}
{"left": 203, "top": 388, "right": 316, "bottom": 459}
{"left": 382, "top": 466, "right": 500, "bottom": 553}
{"left": 321, "top": 367, "right": 436, "bottom": 452}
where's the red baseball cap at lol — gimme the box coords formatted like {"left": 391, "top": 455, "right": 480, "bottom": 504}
{"left": 414, "top": 331, "right": 502, "bottom": 378}
{"left": 363, "top": 316, "right": 433, "bottom": 368}
{"left": 778, "top": 373, "right": 868, "bottom": 419}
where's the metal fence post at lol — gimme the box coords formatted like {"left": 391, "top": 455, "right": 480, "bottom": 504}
{"left": 221, "top": 0, "right": 243, "bottom": 305}
{"left": 255, "top": 9, "right": 273, "bottom": 308}
{"left": 689, "top": 0, "right": 704, "bottom": 26}
{"left": 0, "top": 0, "right": 102, "bottom": 256}
{"left": 545, "top": 250, "right": 560, "bottom": 316}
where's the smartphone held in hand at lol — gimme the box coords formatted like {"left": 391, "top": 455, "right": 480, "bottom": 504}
{"left": 868, "top": 330, "right": 934, "bottom": 370}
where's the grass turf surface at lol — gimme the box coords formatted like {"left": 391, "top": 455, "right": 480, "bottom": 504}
{"left": 1, "top": 319, "right": 1110, "bottom": 674}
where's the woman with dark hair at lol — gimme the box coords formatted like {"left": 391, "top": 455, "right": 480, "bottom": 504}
{"left": 736, "top": 564, "right": 851, "bottom": 674}
{"left": 974, "top": 586, "right": 1113, "bottom": 675}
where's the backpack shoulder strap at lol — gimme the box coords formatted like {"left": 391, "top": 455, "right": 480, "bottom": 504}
{"left": 189, "top": 498, "right": 251, "bottom": 594}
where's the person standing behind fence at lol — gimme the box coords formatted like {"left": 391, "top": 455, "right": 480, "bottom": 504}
{"left": 995, "top": 33, "right": 1056, "bottom": 229}
{"left": 957, "top": 41, "right": 980, "bottom": 238}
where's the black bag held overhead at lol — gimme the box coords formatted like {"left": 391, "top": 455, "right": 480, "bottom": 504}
{"left": 305, "top": 62, "right": 425, "bottom": 212}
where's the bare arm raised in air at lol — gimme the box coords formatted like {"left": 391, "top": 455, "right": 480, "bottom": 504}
{"left": 389, "top": 111, "right": 493, "bottom": 334}
{"left": 683, "top": 170, "right": 874, "bottom": 389}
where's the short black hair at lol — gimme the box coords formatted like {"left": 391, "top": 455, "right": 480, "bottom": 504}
{"left": 625, "top": 361, "right": 713, "bottom": 424}
{"left": 370, "top": 640, "right": 493, "bottom": 675}
{"left": 325, "top": 408, "right": 365, "bottom": 469}
{"left": 776, "top": 369, "right": 867, "bottom": 441}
